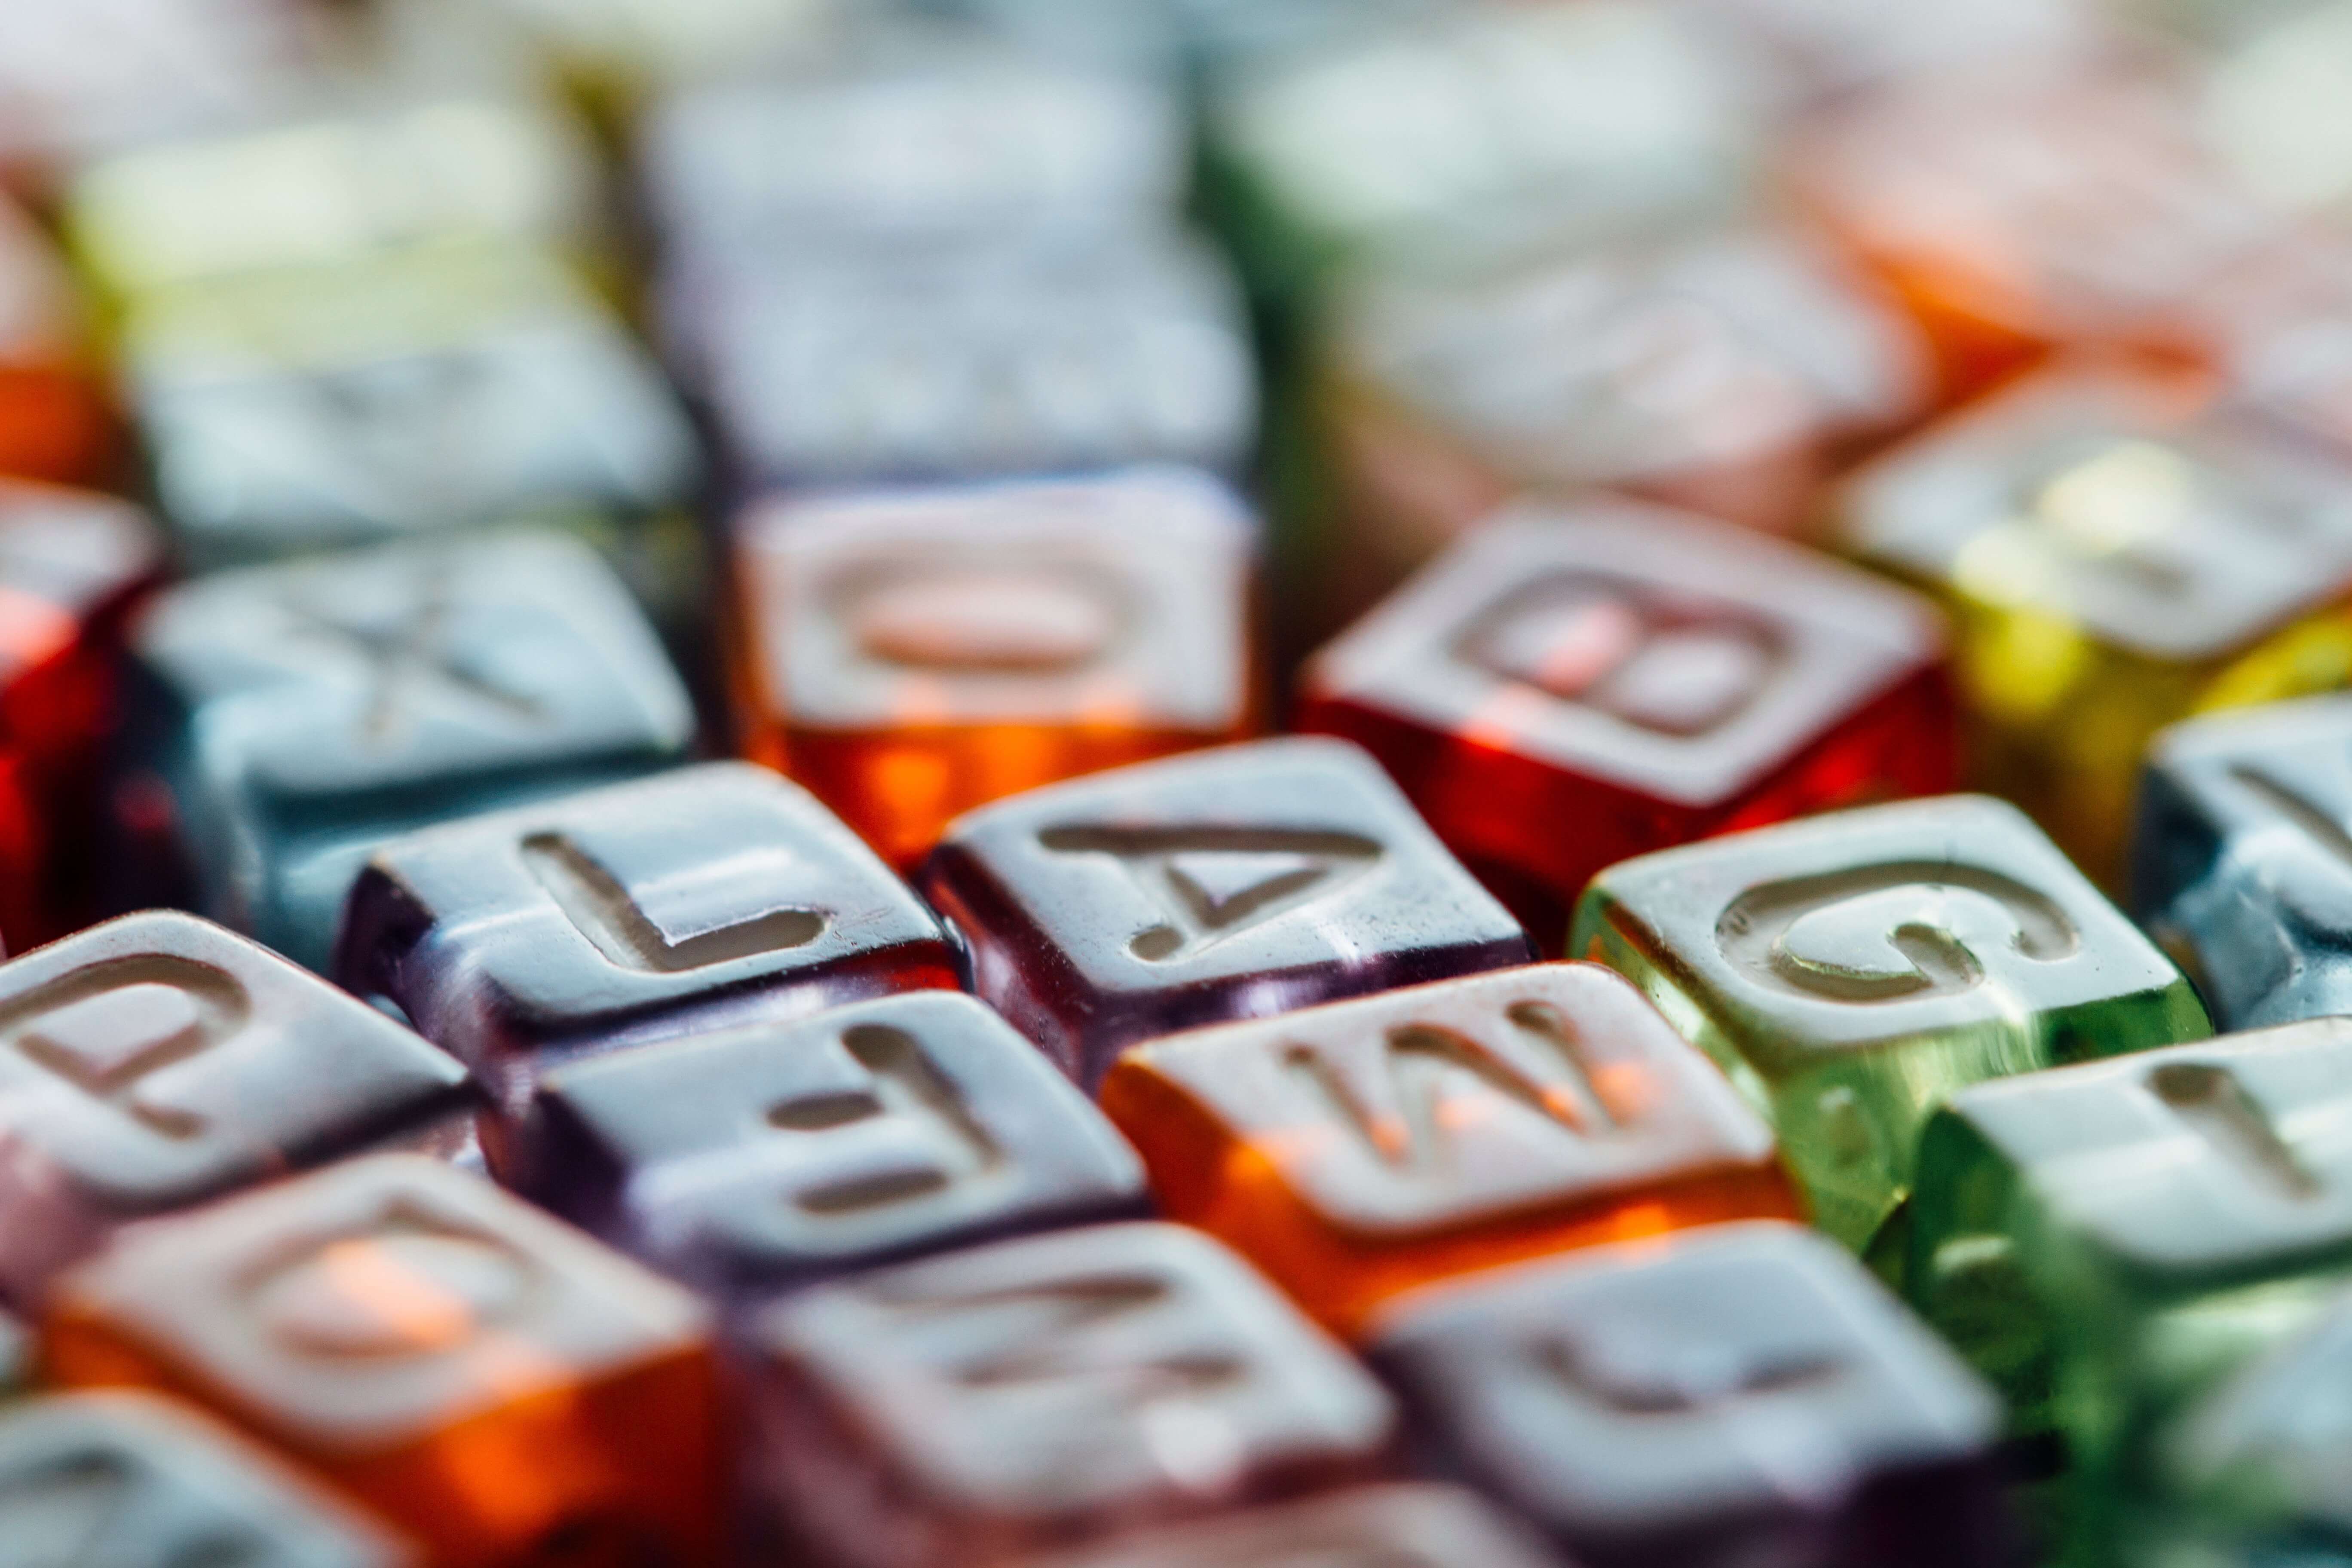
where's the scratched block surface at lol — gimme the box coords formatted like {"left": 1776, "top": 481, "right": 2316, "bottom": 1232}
{"left": 130, "top": 530, "right": 694, "bottom": 971}
{"left": 337, "top": 761, "right": 959, "bottom": 1147}
{"left": 1573, "top": 794, "right": 2210, "bottom": 1250}
{"left": 0, "top": 910, "right": 474, "bottom": 1304}
{"left": 1102, "top": 962, "right": 1799, "bottom": 1335}
{"left": 741, "top": 1222, "right": 1396, "bottom": 1567}
{"left": 2135, "top": 694, "right": 2352, "bottom": 1031}
{"left": 1911, "top": 1019, "right": 2352, "bottom": 1474}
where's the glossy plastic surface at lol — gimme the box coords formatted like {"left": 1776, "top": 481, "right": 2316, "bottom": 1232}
{"left": 47, "top": 1154, "right": 719, "bottom": 1568}
{"left": 1371, "top": 1222, "right": 2010, "bottom": 1568}
{"left": 131, "top": 530, "right": 693, "bottom": 970}
{"left": 922, "top": 737, "right": 1534, "bottom": 1089}
{"left": 0, "top": 479, "right": 163, "bottom": 943}
{"left": 1836, "top": 361, "right": 2352, "bottom": 885}
{"left": 1572, "top": 794, "right": 2210, "bottom": 1248}
{"left": 2136, "top": 695, "right": 2352, "bottom": 1030}
{"left": 0, "top": 1390, "right": 417, "bottom": 1567}
{"left": 741, "top": 1221, "right": 1396, "bottom": 1568}
{"left": 1303, "top": 500, "right": 1956, "bottom": 922}
{"left": 1103, "top": 962, "right": 1798, "bottom": 1335}
{"left": 533, "top": 991, "right": 1148, "bottom": 1295}
{"left": 1911, "top": 1020, "right": 2352, "bottom": 1466}
{"left": 0, "top": 911, "right": 474, "bottom": 1303}
{"left": 734, "top": 469, "right": 1259, "bottom": 868}
{"left": 337, "top": 761, "right": 959, "bottom": 1131}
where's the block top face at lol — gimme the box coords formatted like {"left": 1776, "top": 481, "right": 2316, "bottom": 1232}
{"left": 1943, "top": 1019, "right": 2352, "bottom": 1280}
{"left": 1839, "top": 364, "right": 2352, "bottom": 662}
{"left": 2146, "top": 691, "right": 2352, "bottom": 865}
{"left": 1305, "top": 502, "right": 1947, "bottom": 806}
{"left": 698, "top": 237, "right": 1256, "bottom": 486}
{"left": 0, "top": 911, "right": 470, "bottom": 1210}
{"left": 54, "top": 1154, "right": 708, "bottom": 1451}
{"left": 645, "top": 53, "right": 1185, "bottom": 260}
{"left": 741, "top": 467, "right": 1253, "bottom": 731}
{"left": 1218, "top": 3, "right": 1755, "bottom": 264}
{"left": 68, "top": 96, "right": 601, "bottom": 296}
{"left": 128, "top": 250, "right": 698, "bottom": 554}
{"left": 1796, "top": 61, "right": 2276, "bottom": 336}
{"left": 1340, "top": 227, "right": 1928, "bottom": 485}
{"left": 1017, "top": 1482, "right": 1562, "bottom": 1568}
{"left": 133, "top": 530, "right": 692, "bottom": 808}
{"left": 538, "top": 990, "right": 1143, "bottom": 1265}
{"left": 1123, "top": 962, "right": 1776, "bottom": 1234}
{"left": 0, "top": 1391, "right": 415, "bottom": 1568}
{"left": 1370, "top": 1222, "right": 2000, "bottom": 1537}
{"left": 1583, "top": 795, "right": 2189, "bottom": 1067}
{"left": 345, "top": 762, "right": 950, "bottom": 1033}
{"left": 931, "top": 737, "right": 1529, "bottom": 995}
{"left": 753, "top": 1222, "right": 1396, "bottom": 1514}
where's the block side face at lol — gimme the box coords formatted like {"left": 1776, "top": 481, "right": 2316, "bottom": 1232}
{"left": 1907, "top": 1107, "right": 2053, "bottom": 1427}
